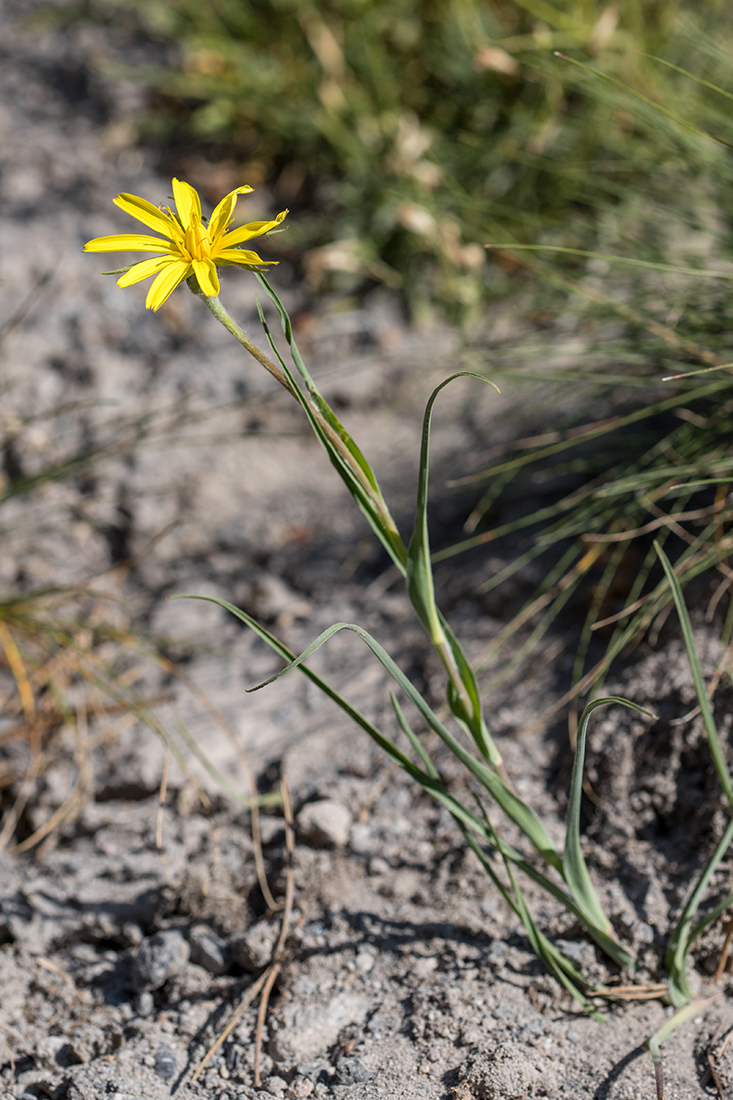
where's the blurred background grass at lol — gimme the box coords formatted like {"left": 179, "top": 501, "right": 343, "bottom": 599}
{"left": 43, "top": 0, "right": 733, "bottom": 320}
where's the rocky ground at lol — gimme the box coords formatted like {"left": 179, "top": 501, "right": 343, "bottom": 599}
{"left": 2, "top": 2, "right": 733, "bottom": 1098}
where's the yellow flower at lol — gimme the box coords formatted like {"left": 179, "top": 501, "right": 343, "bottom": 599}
{"left": 84, "top": 178, "right": 287, "bottom": 311}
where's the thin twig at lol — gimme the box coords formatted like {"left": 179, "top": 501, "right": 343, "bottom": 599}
{"left": 156, "top": 744, "right": 170, "bottom": 852}
{"left": 715, "top": 912, "right": 733, "bottom": 982}
{"left": 10, "top": 700, "right": 92, "bottom": 855}
{"left": 703, "top": 1025, "right": 726, "bottom": 1100}
{"left": 253, "top": 776, "right": 296, "bottom": 1086}
{"left": 591, "top": 983, "right": 669, "bottom": 1001}
{"left": 253, "top": 962, "right": 282, "bottom": 1088}
{"left": 190, "top": 970, "right": 270, "bottom": 1083}
{"left": 191, "top": 775, "right": 296, "bottom": 1088}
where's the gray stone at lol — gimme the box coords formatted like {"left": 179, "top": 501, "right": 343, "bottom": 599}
{"left": 263, "top": 1075, "right": 289, "bottom": 1096}
{"left": 135, "top": 991, "right": 155, "bottom": 1016}
{"left": 190, "top": 925, "right": 230, "bottom": 975}
{"left": 298, "top": 800, "right": 352, "bottom": 848}
{"left": 270, "top": 992, "right": 371, "bottom": 1065}
{"left": 153, "top": 1044, "right": 178, "bottom": 1080}
{"left": 131, "top": 929, "right": 190, "bottom": 991}
{"left": 230, "top": 920, "right": 279, "bottom": 971}
{"left": 335, "top": 1058, "right": 371, "bottom": 1085}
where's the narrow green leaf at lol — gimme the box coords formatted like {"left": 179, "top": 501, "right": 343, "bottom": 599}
{"left": 648, "top": 996, "right": 720, "bottom": 1066}
{"left": 407, "top": 372, "right": 498, "bottom": 645}
{"left": 236, "top": 615, "right": 563, "bottom": 871}
{"left": 404, "top": 370, "right": 500, "bottom": 761}
{"left": 485, "top": 244, "right": 733, "bottom": 281}
{"left": 464, "top": 818, "right": 604, "bottom": 1018}
{"left": 176, "top": 595, "right": 633, "bottom": 965}
{"left": 254, "top": 300, "right": 407, "bottom": 572}
{"left": 440, "top": 611, "right": 497, "bottom": 763}
{"left": 688, "top": 891, "right": 733, "bottom": 948}
{"left": 390, "top": 692, "right": 436, "bottom": 777}
{"left": 556, "top": 52, "right": 733, "bottom": 151}
{"left": 666, "top": 816, "right": 733, "bottom": 1005}
{"left": 637, "top": 52, "right": 733, "bottom": 104}
{"left": 255, "top": 273, "right": 318, "bottom": 390}
{"left": 564, "top": 697, "right": 656, "bottom": 932}
{"left": 256, "top": 273, "right": 382, "bottom": 495}
{"left": 655, "top": 542, "right": 733, "bottom": 809}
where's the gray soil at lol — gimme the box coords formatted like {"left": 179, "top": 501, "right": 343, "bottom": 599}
{"left": 2, "top": 3, "right": 733, "bottom": 1099}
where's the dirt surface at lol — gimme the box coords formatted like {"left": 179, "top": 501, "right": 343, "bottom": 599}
{"left": 2, "top": 3, "right": 733, "bottom": 1099}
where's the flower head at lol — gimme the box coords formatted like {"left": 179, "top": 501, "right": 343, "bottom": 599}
{"left": 84, "top": 178, "right": 287, "bottom": 311}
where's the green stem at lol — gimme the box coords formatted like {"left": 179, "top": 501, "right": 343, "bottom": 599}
{"left": 191, "top": 282, "right": 299, "bottom": 398}
{"left": 194, "top": 283, "right": 393, "bottom": 513}
{"left": 193, "top": 280, "right": 497, "bottom": 766}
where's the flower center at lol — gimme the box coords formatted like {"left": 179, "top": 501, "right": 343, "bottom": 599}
{"left": 183, "top": 219, "right": 212, "bottom": 262}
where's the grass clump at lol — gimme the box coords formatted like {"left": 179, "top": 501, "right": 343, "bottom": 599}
{"left": 50, "top": 0, "right": 733, "bottom": 317}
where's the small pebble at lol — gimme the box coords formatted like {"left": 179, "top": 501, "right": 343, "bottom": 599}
{"left": 264, "top": 1075, "right": 288, "bottom": 1095}
{"left": 289, "top": 1078, "right": 315, "bottom": 1098}
{"left": 154, "top": 1045, "right": 178, "bottom": 1080}
{"left": 190, "top": 926, "right": 229, "bottom": 975}
{"left": 135, "top": 991, "right": 154, "bottom": 1017}
{"left": 297, "top": 799, "right": 352, "bottom": 848}
{"left": 131, "top": 929, "right": 190, "bottom": 991}
{"left": 354, "top": 948, "right": 376, "bottom": 974}
{"left": 122, "top": 922, "right": 143, "bottom": 947}
{"left": 230, "top": 921, "right": 279, "bottom": 971}
{"left": 335, "top": 1058, "right": 371, "bottom": 1085}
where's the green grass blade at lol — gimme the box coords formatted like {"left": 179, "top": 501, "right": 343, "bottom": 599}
{"left": 390, "top": 692, "right": 437, "bottom": 777}
{"left": 556, "top": 52, "right": 733, "bottom": 151}
{"left": 438, "top": 612, "right": 498, "bottom": 765}
{"left": 564, "top": 697, "right": 656, "bottom": 932}
{"left": 462, "top": 817, "right": 604, "bottom": 1018}
{"left": 244, "top": 618, "right": 562, "bottom": 870}
{"left": 179, "top": 596, "right": 636, "bottom": 962}
{"left": 255, "top": 273, "right": 318, "bottom": 391}
{"left": 486, "top": 244, "right": 733, "bottom": 280}
{"left": 253, "top": 292, "right": 407, "bottom": 572}
{"left": 256, "top": 273, "right": 382, "bottom": 495}
{"left": 688, "top": 891, "right": 733, "bottom": 948}
{"left": 637, "top": 52, "right": 733, "bottom": 104}
{"left": 182, "top": 596, "right": 563, "bottom": 872}
{"left": 655, "top": 541, "right": 733, "bottom": 809}
{"left": 648, "top": 996, "right": 720, "bottom": 1071}
{"left": 405, "top": 371, "right": 499, "bottom": 761}
{"left": 666, "top": 816, "right": 733, "bottom": 1005}
{"left": 407, "top": 371, "right": 498, "bottom": 645}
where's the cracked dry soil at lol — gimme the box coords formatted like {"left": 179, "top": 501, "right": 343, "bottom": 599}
{"left": 2, "top": 3, "right": 733, "bottom": 1099}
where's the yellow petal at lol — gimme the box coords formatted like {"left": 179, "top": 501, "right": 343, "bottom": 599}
{"left": 145, "top": 261, "right": 192, "bottom": 311}
{"left": 192, "top": 258, "right": 220, "bottom": 297}
{"left": 221, "top": 209, "right": 288, "bottom": 248}
{"left": 171, "top": 179, "right": 202, "bottom": 229}
{"left": 209, "top": 185, "right": 254, "bottom": 241}
{"left": 117, "top": 256, "right": 176, "bottom": 287}
{"left": 114, "top": 193, "right": 178, "bottom": 237}
{"left": 215, "top": 247, "right": 274, "bottom": 266}
{"left": 84, "top": 233, "right": 177, "bottom": 253}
